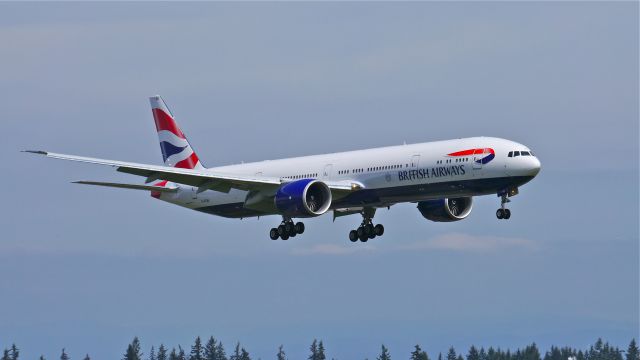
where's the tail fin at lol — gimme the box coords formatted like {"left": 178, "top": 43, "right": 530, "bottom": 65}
{"left": 150, "top": 95, "right": 204, "bottom": 169}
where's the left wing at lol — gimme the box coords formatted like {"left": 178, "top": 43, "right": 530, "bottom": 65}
{"left": 24, "top": 150, "right": 362, "bottom": 196}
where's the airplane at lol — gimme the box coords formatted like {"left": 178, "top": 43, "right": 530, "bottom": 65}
{"left": 25, "top": 95, "right": 541, "bottom": 242}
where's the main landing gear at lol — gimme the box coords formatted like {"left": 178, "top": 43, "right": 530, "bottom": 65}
{"left": 496, "top": 192, "right": 512, "bottom": 220}
{"left": 348, "top": 208, "right": 384, "bottom": 243}
{"left": 270, "top": 218, "right": 305, "bottom": 240}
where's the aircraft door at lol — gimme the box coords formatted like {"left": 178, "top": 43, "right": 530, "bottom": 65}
{"left": 322, "top": 164, "right": 333, "bottom": 179}
{"left": 410, "top": 154, "right": 420, "bottom": 168}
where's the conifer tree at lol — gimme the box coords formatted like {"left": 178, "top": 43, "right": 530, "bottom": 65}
{"left": 157, "top": 345, "right": 167, "bottom": 360}
{"left": 1, "top": 350, "right": 9, "bottom": 360}
{"left": 318, "top": 341, "right": 326, "bottom": 360}
{"left": 9, "top": 344, "right": 19, "bottom": 360}
{"left": 149, "top": 346, "right": 156, "bottom": 360}
{"left": 124, "top": 337, "right": 143, "bottom": 360}
{"left": 204, "top": 337, "right": 216, "bottom": 360}
{"left": 83, "top": 355, "right": 91, "bottom": 360}
{"left": 60, "top": 348, "right": 70, "bottom": 360}
{"left": 628, "top": 340, "right": 639, "bottom": 360}
{"left": 169, "top": 348, "right": 178, "bottom": 360}
{"left": 377, "top": 345, "right": 391, "bottom": 360}
{"left": 457, "top": 355, "right": 464, "bottom": 360}
{"left": 39, "top": 356, "right": 46, "bottom": 360}
{"left": 447, "top": 347, "right": 457, "bottom": 360}
{"left": 468, "top": 346, "right": 480, "bottom": 360}
{"left": 411, "top": 345, "right": 429, "bottom": 360}
{"left": 215, "top": 341, "right": 227, "bottom": 360}
{"left": 308, "top": 340, "right": 318, "bottom": 360}
{"left": 277, "top": 345, "right": 286, "bottom": 360}
{"left": 178, "top": 346, "right": 186, "bottom": 360}
{"left": 230, "top": 343, "right": 241, "bottom": 360}
{"left": 438, "top": 353, "right": 443, "bottom": 360}
{"left": 191, "top": 337, "right": 204, "bottom": 360}
{"left": 239, "top": 348, "right": 250, "bottom": 360}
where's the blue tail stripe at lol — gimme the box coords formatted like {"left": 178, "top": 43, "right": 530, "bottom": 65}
{"left": 159, "top": 141, "right": 187, "bottom": 162}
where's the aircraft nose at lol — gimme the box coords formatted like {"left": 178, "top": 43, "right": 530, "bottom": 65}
{"left": 529, "top": 157, "right": 541, "bottom": 176}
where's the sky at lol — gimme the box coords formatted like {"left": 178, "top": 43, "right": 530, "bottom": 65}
{"left": 1, "top": 2, "right": 638, "bottom": 360}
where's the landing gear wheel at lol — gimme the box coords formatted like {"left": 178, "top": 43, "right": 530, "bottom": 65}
{"left": 368, "top": 232, "right": 376, "bottom": 240}
{"left": 356, "top": 227, "right": 365, "bottom": 239}
{"left": 295, "top": 222, "right": 305, "bottom": 234}
{"left": 278, "top": 225, "right": 287, "bottom": 236}
{"left": 360, "top": 233, "right": 369, "bottom": 242}
{"left": 281, "top": 233, "right": 289, "bottom": 240}
{"left": 269, "top": 228, "right": 279, "bottom": 240}
{"left": 284, "top": 222, "right": 294, "bottom": 235}
{"left": 374, "top": 224, "right": 384, "bottom": 236}
{"left": 504, "top": 209, "right": 511, "bottom": 219}
{"left": 365, "top": 224, "right": 374, "bottom": 236}
{"left": 349, "top": 230, "right": 358, "bottom": 242}
{"left": 496, "top": 209, "right": 504, "bottom": 219}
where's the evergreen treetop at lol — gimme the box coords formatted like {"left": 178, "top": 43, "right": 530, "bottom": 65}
{"left": 377, "top": 345, "right": 391, "bottom": 360}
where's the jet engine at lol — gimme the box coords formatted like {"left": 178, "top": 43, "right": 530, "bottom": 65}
{"left": 274, "top": 179, "right": 332, "bottom": 217}
{"left": 417, "top": 197, "right": 473, "bottom": 222}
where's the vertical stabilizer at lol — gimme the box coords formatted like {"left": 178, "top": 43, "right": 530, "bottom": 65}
{"left": 150, "top": 95, "right": 204, "bottom": 170}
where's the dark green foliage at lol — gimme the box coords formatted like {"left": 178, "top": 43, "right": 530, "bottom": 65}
{"left": 468, "top": 346, "right": 480, "bottom": 360}
{"left": 309, "top": 340, "right": 318, "bottom": 360}
{"left": 157, "top": 345, "right": 167, "bottom": 360}
{"left": 169, "top": 348, "right": 178, "bottom": 360}
{"left": 39, "top": 356, "right": 46, "bottom": 360}
{"left": 149, "top": 346, "right": 156, "bottom": 360}
{"left": 318, "top": 341, "right": 326, "bottom": 360}
{"left": 230, "top": 343, "right": 241, "bottom": 360}
{"left": 276, "top": 345, "right": 286, "bottom": 360}
{"left": 178, "top": 346, "right": 186, "bottom": 360}
{"left": 9, "top": 344, "right": 19, "bottom": 360}
{"left": 60, "top": 348, "right": 70, "bottom": 360}
{"left": 123, "top": 337, "right": 143, "bottom": 360}
{"left": 411, "top": 345, "right": 429, "bottom": 360}
{"left": 239, "top": 348, "right": 250, "bottom": 360}
{"left": 83, "top": 355, "right": 90, "bottom": 360}
{"left": 448, "top": 347, "right": 458, "bottom": 360}
{"left": 1, "top": 349, "right": 9, "bottom": 360}
{"left": 377, "top": 345, "right": 391, "bottom": 360}
{"left": 627, "top": 340, "right": 639, "bottom": 360}
{"left": 191, "top": 337, "right": 204, "bottom": 360}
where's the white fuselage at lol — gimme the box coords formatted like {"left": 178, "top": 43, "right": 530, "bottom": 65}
{"left": 156, "top": 137, "right": 541, "bottom": 218}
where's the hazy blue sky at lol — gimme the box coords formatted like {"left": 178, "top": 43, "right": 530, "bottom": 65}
{"left": 1, "top": 2, "right": 638, "bottom": 360}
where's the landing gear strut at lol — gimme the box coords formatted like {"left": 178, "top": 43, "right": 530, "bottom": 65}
{"left": 496, "top": 192, "right": 512, "bottom": 220}
{"left": 349, "top": 208, "right": 384, "bottom": 242}
{"left": 270, "top": 218, "right": 305, "bottom": 240}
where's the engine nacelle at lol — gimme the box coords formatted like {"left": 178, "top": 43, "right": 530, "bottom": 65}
{"left": 417, "top": 197, "right": 473, "bottom": 222}
{"left": 275, "top": 179, "right": 332, "bottom": 217}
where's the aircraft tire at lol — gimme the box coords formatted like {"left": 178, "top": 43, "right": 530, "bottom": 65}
{"left": 278, "top": 225, "right": 287, "bottom": 236}
{"left": 374, "top": 224, "right": 384, "bottom": 236}
{"left": 269, "top": 228, "right": 279, "bottom": 240}
{"left": 504, "top": 209, "right": 511, "bottom": 219}
{"left": 496, "top": 209, "right": 504, "bottom": 219}
{"left": 295, "top": 222, "right": 305, "bottom": 234}
{"left": 349, "top": 230, "right": 358, "bottom": 242}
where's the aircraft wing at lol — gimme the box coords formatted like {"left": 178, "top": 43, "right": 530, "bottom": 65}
{"left": 24, "top": 150, "right": 362, "bottom": 195}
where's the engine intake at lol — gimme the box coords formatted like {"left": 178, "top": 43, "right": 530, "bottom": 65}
{"left": 275, "top": 179, "right": 332, "bottom": 217}
{"left": 417, "top": 197, "right": 473, "bottom": 222}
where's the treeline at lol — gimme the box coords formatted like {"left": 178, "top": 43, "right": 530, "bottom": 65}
{"left": 1, "top": 337, "right": 638, "bottom": 360}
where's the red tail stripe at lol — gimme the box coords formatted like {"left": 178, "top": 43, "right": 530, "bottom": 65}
{"left": 174, "top": 152, "right": 200, "bottom": 169}
{"left": 152, "top": 108, "right": 186, "bottom": 139}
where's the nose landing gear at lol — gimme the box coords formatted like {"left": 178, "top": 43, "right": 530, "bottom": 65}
{"left": 270, "top": 218, "right": 305, "bottom": 240}
{"left": 496, "top": 192, "right": 513, "bottom": 220}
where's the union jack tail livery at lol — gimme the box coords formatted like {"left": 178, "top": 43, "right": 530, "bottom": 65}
{"left": 150, "top": 95, "right": 204, "bottom": 170}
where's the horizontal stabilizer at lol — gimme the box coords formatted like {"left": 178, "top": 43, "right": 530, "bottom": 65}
{"left": 73, "top": 181, "right": 178, "bottom": 192}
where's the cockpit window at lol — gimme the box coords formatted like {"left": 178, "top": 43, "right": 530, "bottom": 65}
{"left": 521, "top": 151, "right": 530, "bottom": 156}
{"left": 514, "top": 151, "right": 520, "bottom": 157}
{"left": 530, "top": 151, "right": 535, "bottom": 156}
{"left": 508, "top": 151, "right": 513, "bottom": 157}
